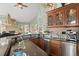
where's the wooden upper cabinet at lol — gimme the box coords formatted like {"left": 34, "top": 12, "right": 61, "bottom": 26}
{"left": 48, "top": 14, "right": 55, "bottom": 27}
{"left": 54, "top": 9, "right": 65, "bottom": 26}
{"left": 65, "top": 5, "right": 78, "bottom": 26}
{"left": 47, "top": 3, "right": 79, "bottom": 27}
{"left": 48, "top": 16, "right": 53, "bottom": 26}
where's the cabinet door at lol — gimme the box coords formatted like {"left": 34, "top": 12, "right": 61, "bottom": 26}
{"left": 48, "top": 15, "right": 55, "bottom": 27}
{"left": 50, "top": 44, "right": 61, "bottom": 56}
{"left": 65, "top": 6, "right": 78, "bottom": 26}
{"left": 39, "top": 39, "right": 45, "bottom": 50}
{"left": 50, "top": 40, "right": 62, "bottom": 56}
{"left": 54, "top": 10, "right": 64, "bottom": 26}
{"left": 77, "top": 43, "right": 79, "bottom": 56}
{"left": 30, "top": 38, "right": 39, "bottom": 46}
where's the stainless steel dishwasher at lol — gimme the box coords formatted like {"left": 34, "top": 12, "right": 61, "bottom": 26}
{"left": 61, "top": 41, "right": 76, "bottom": 56}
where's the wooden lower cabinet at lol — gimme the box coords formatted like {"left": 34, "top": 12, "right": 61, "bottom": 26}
{"left": 39, "top": 39, "right": 45, "bottom": 50}
{"left": 30, "top": 38, "right": 40, "bottom": 46}
{"left": 77, "top": 43, "right": 79, "bottom": 56}
{"left": 31, "top": 38, "right": 62, "bottom": 56}
{"left": 50, "top": 40, "right": 62, "bottom": 56}
{"left": 30, "top": 38, "right": 45, "bottom": 50}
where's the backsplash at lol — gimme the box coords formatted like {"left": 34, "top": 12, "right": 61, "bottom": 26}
{"left": 48, "top": 27, "right": 79, "bottom": 39}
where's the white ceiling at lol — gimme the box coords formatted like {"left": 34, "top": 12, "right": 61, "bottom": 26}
{"left": 0, "top": 3, "right": 41, "bottom": 23}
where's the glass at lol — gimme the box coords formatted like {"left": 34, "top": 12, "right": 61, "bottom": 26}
{"left": 67, "top": 9, "right": 76, "bottom": 25}
{"left": 48, "top": 16, "right": 54, "bottom": 26}
{"left": 55, "top": 12, "right": 63, "bottom": 25}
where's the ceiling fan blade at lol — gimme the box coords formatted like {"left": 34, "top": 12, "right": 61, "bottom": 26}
{"left": 14, "top": 3, "right": 28, "bottom": 9}
{"left": 22, "top": 5, "right": 28, "bottom": 7}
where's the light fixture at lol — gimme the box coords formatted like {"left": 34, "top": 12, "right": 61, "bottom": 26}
{"left": 47, "top": 3, "right": 53, "bottom": 7}
{"left": 14, "top": 3, "right": 28, "bottom": 9}
{"left": 42, "top": 3, "right": 54, "bottom": 9}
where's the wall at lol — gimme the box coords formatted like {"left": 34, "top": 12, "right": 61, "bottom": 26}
{"left": 29, "top": 3, "right": 62, "bottom": 33}
{"left": 30, "top": 3, "right": 54, "bottom": 33}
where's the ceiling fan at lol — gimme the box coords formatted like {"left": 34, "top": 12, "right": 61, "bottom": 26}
{"left": 46, "top": 3, "right": 53, "bottom": 7}
{"left": 42, "top": 3, "right": 54, "bottom": 8}
{"left": 14, "top": 3, "right": 28, "bottom": 9}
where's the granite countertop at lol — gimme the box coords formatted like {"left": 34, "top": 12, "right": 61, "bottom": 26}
{"left": 10, "top": 40, "right": 48, "bottom": 56}
{"left": 0, "top": 44, "right": 10, "bottom": 56}
{"left": 0, "top": 38, "right": 12, "bottom": 56}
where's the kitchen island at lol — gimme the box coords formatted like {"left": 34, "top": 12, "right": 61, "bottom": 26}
{"left": 0, "top": 43, "right": 11, "bottom": 56}
{"left": 0, "top": 35, "right": 25, "bottom": 56}
{"left": 0, "top": 37, "right": 12, "bottom": 56}
{"left": 10, "top": 39, "right": 48, "bottom": 56}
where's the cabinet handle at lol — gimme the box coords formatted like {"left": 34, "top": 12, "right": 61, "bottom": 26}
{"left": 59, "top": 46, "right": 62, "bottom": 48}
